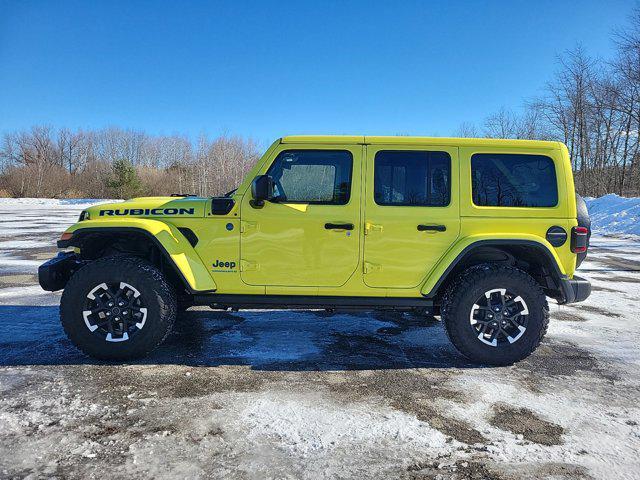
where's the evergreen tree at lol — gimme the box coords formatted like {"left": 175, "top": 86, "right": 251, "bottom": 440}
{"left": 106, "top": 159, "right": 143, "bottom": 199}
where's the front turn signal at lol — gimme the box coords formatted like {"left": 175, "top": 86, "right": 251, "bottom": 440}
{"left": 59, "top": 232, "right": 73, "bottom": 242}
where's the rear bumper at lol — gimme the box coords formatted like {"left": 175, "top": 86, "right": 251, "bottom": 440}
{"left": 38, "top": 252, "right": 85, "bottom": 291}
{"left": 558, "top": 275, "right": 591, "bottom": 304}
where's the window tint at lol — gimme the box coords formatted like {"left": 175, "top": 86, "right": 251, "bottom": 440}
{"left": 267, "top": 150, "right": 352, "bottom": 204}
{"left": 471, "top": 154, "right": 558, "bottom": 207}
{"left": 374, "top": 150, "right": 451, "bottom": 206}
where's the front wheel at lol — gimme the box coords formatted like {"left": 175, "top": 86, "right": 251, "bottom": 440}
{"left": 60, "top": 256, "right": 177, "bottom": 360}
{"left": 441, "top": 265, "right": 549, "bottom": 366}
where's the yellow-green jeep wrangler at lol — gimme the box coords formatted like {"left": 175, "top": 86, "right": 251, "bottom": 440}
{"left": 39, "top": 136, "right": 591, "bottom": 365}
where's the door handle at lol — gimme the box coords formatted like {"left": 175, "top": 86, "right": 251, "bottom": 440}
{"left": 325, "top": 223, "right": 354, "bottom": 230}
{"left": 417, "top": 224, "right": 446, "bottom": 232}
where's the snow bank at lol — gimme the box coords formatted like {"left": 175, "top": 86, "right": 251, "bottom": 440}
{"left": 0, "top": 198, "right": 119, "bottom": 209}
{"left": 585, "top": 194, "right": 640, "bottom": 237}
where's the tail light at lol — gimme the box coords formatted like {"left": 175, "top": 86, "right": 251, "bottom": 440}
{"left": 571, "top": 226, "right": 589, "bottom": 253}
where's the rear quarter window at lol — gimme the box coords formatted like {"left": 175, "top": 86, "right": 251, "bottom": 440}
{"left": 471, "top": 153, "right": 558, "bottom": 207}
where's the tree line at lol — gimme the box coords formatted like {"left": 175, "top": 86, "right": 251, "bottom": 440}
{"left": 0, "top": 127, "right": 261, "bottom": 198}
{"left": 2, "top": 9, "right": 640, "bottom": 199}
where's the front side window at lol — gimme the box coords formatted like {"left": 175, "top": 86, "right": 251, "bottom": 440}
{"left": 267, "top": 150, "right": 352, "bottom": 204}
{"left": 471, "top": 154, "right": 558, "bottom": 207}
{"left": 374, "top": 150, "right": 451, "bottom": 206}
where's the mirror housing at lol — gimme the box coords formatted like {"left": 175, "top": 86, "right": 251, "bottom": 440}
{"left": 250, "top": 175, "right": 274, "bottom": 207}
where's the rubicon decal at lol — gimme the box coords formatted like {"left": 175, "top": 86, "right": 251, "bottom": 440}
{"left": 99, "top": 208, "right": 195, "bottom": 216}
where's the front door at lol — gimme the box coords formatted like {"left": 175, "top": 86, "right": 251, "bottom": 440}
{"left": 363, "top": 145, "right": 460, "bottom": 288}
{"left": 240, "top": 145, "right": 362, "bottom": 287}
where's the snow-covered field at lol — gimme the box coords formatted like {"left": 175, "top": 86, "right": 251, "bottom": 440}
{"left": 0, "top": 199, "right": 639, "bottom": 480}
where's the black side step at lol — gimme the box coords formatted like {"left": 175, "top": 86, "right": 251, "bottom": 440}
{"left": 192, "top": 294, "right": 434, "bottom": 311}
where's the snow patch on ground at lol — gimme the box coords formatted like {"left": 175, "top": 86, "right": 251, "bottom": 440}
{"left": 0, "top": 285, "right": 51, "bottom": 299}
{"left": 585, "top": 194, "right": 640, "bottom": 237}
{"left": 0, "top": 240, "right": 51, "bottom": 249}
{"left": 0, "top": 254, "right": 43, "bottom": 275}
{"left": 239, "top": 391, "right": 453, "bottom": 456}
{"left": 0, "top": 198, "right": 119, "bottom": 208}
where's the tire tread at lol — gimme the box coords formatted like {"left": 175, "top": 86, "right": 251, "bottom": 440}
{"left": 60, "top": 255, "right": 177, "bottom": 360}
{"left": 440, "top": 264, "right": 549, "bottom": 365}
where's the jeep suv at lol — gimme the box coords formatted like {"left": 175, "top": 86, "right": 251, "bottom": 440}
{"left": 39, "top": 136, "right": 591, "bottom": 365}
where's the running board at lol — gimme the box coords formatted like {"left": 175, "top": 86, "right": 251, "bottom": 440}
{"left": 192, "top": 294, "right": 434, "bottom": 311}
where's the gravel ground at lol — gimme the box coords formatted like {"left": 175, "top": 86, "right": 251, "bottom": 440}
{"left": 0, "top": 203, "right": 639, "bottom": 480}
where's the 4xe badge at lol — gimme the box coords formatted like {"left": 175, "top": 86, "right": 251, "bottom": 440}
{"left": 212, "top": 259, "right": 236, "bottom": 272}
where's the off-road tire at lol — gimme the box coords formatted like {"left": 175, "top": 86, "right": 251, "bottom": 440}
{"left": 60, "top": 256, "right": 177, "bottom": 360}
{"left": 441, "top": 264, "right": 549, "bottom": 366}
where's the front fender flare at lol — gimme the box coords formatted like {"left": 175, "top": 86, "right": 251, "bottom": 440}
{"left": 420, "top": 234, "right": 566, "bottom": 297}
{"left": 60, "top": 219, "right": 217, "bottom": 293}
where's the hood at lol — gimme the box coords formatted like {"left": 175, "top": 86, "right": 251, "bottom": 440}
{"left": 82, "top": 196, "right": 208, "bottom": 220}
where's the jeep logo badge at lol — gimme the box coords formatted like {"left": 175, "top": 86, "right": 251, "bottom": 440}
{"left": 212, "top": 260, "right": 237, "bottom": 272}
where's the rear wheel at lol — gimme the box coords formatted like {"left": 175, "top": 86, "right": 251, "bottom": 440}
{"left": 441, "top": 264, "right": 549, "bottom": 366}
{"left": 60, "top": 256, "right": 177, "bottom": 360}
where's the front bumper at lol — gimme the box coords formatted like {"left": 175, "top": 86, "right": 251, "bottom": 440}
{"left": 38, "top": 252, "right": 85, "bottom": 291}
{"left": 559, "top": 275, "right": 591, "bottom": 304}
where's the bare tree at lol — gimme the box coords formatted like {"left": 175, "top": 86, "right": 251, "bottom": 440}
{"left": 455, "top": 122, "right": 479, "bottom": 138}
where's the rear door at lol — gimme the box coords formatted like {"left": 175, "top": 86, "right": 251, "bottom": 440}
{"left": 362, "top": 145, "right": 460, "bottom": 288}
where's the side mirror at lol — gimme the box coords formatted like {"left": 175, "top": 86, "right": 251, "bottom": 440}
{"left": 250, "top": 175, "right": 274, "bottom": 207}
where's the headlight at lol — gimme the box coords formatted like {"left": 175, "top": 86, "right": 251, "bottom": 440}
{"left": 78, "top": 210, "right": 90, "bottom": 221}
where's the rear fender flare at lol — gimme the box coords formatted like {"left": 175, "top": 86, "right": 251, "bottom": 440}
{"left": 421, "top": 234, "right": 566, "bottom": 298}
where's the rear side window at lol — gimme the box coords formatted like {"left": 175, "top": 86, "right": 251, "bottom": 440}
{"left": 374, "top": 150, "right": 451, "bottom": 206}
{"left": 471, "top": 154, "right": 558, "bottom": 207}
{"left": 267, "top": 150, "right": 352, "bottom": 204}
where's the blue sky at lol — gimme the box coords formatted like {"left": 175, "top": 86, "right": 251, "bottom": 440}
{"left": 0, "top": 0, "right": 634, "bottom": 146}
